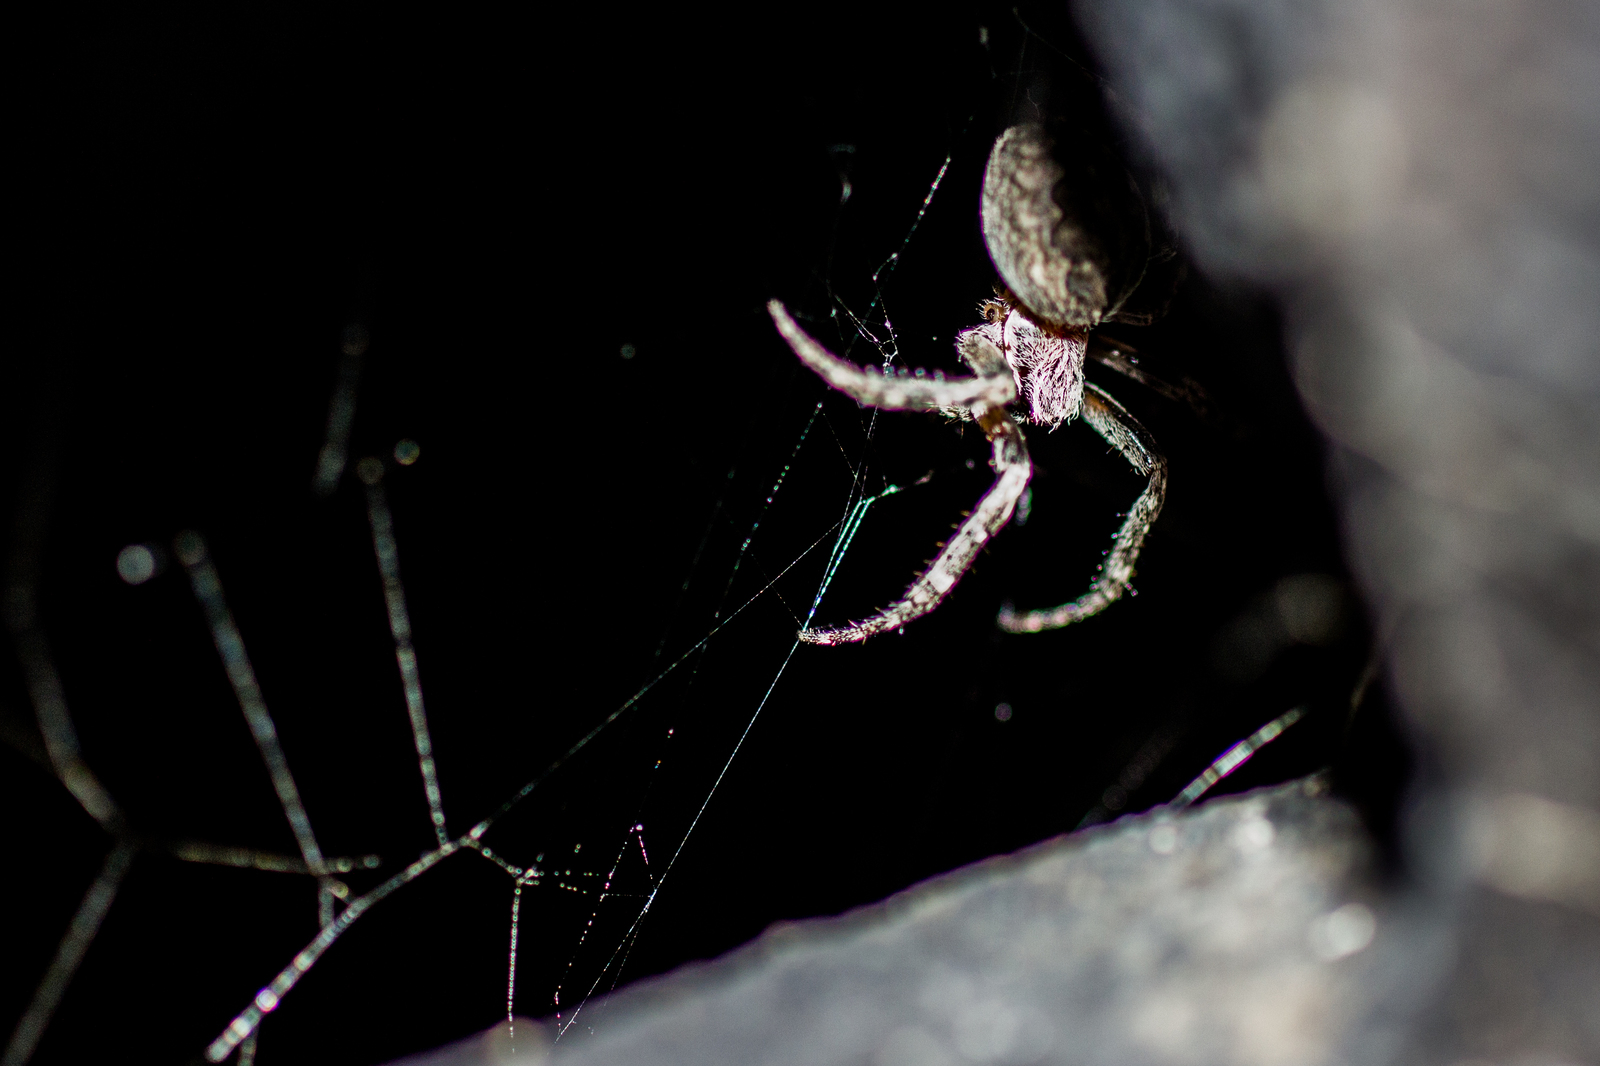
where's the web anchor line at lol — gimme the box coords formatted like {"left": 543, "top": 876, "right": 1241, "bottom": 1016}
{"left": 175, "top": 531, "right": 340, "bottom": 928}
{"left": 1, "top": 842, "right": 135, "bottom": 1066}
{"left": 710, "top": 401, "right": 823, "bottom": 623}
{"left": 204, "top": 834, "right": 471, "bottom": 1061}
{"left": 506, "top": 867, "right": 540, "bottom": 1028}
{"left": 310, "top": 322, "right": 369, "bottom": 497}
{"left": 1168, "top": 705, "right": 1307, "bottom": 812}
{"left": 539, "top": 801, "right": 662, "bottom": 1023}
{"left": 361, "top": 463, "right": 450, "bottom": 846}
{"left": 475, "top": 516, "right": 846, "bottom": 833}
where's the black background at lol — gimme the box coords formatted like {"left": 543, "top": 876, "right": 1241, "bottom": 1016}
{"left": 3, "top": 5, "right": 1408, "bottom": 1063}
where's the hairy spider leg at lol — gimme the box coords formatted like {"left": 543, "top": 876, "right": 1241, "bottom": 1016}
{"left": 998, "top": 383, "right": 1166, "bottom": 633}
{"left": 1089, "top": 336, "right": 1219, "bottom": 427}
{"left": 767, "top": 301, "right": 1035, "bottom": 644}
{"left": 767, "top": 301, "right": 1018, "bottom": 413}
{"left": 802, "top": 404, "right": 1031, "bottom": 645}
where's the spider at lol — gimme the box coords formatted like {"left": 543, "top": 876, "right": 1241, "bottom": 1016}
{"left": 769, "top": 122, "right": 1172, "bottom": 645}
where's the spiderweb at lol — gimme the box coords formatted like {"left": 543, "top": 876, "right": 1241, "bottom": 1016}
{"left": 3, "top": 8, "right": 1383, "bottom": 1064}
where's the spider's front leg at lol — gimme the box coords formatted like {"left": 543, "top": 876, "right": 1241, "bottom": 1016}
{"left": 767, "top": 302, "right": 1032, "bottom": 645}
{"left": 997, "top": 383, "right": 1167, "bottom": 633}
{"left": 803, "top": 402, "right": 1031, "bottom": 645}
{"left": 767, "top": 302, "right": 1017, "bottom": 412}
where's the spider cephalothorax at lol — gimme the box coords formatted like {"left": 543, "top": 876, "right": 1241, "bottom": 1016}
{"left": 964, "top": 294, "right": 1088, "bottom": 429}
{"left": 770, "top": 122, "right": 1170, "bottom": 645}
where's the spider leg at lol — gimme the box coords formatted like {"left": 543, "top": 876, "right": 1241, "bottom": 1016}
{"left": 1090, "top": 335, "right": 1220, "bottom": 427}
{"left": 800, "top": 403, "right": 1031, "bottom": 645}
{"left": 997, "top": 383, "right": 1167, "bottom": 633}
{"left": 768, "top": 301, "right": 1017, "bottom": 411}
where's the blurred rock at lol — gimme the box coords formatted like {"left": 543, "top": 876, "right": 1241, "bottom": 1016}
{"left": 540, "top": 779, "right": 1382, "bottom": 1066}
{"left": 390, "top": 1018, "right": 550, "bottom": 1065}
{"left": 1076, "top": 0, "right": 1600, "bottom": 1061}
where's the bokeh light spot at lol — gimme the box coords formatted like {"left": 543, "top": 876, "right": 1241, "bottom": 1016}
{"left": 1308, "top": 902, "right": 1377, "bottom": 960}
{"left": 116, "top": 544, "right": 156, "bottom": 585}
{"left": 1149, "top": 824, "right": 1178, "bottom": 854}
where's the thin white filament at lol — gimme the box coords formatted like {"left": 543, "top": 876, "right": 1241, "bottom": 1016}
{"left": 204, "top": 839, "right": 465, "bottom": 1061}
{"left": 1169, "top": 706, "right": 1307, "bottom": 811}
{"left": 555, "top": 640, "right": 802, "bottom": 1041}
{"left": 2, "top": 842, "right": 135, "bottom": 1066}
{"left": 365, "top": 480, "right": 450, "bottom": 846}
{"left": 176, "top": 533, "right": 332, "bottom": 920}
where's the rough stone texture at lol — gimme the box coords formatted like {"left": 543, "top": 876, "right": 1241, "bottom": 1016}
{"left": 399, "top": 1, "right": 1600, "bottom": 1062}
{"left": 398, "top": 779, "right": 1382, "bottom": 1065}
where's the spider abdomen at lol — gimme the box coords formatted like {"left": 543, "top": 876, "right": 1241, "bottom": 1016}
{"left": 981, "top": 122, "right": 1154, "bottom": 331}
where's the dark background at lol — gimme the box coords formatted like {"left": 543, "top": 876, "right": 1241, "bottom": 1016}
{"left": 3, "top": 5, "right": 1407, "bottom": 1063}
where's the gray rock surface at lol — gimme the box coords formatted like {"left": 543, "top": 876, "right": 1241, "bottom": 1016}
{"left": 399, "top": 778, "right": 1383, "bottom": 1065}
{"left": 550, "top": 783, "right": 1383, "bottom": 1066}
